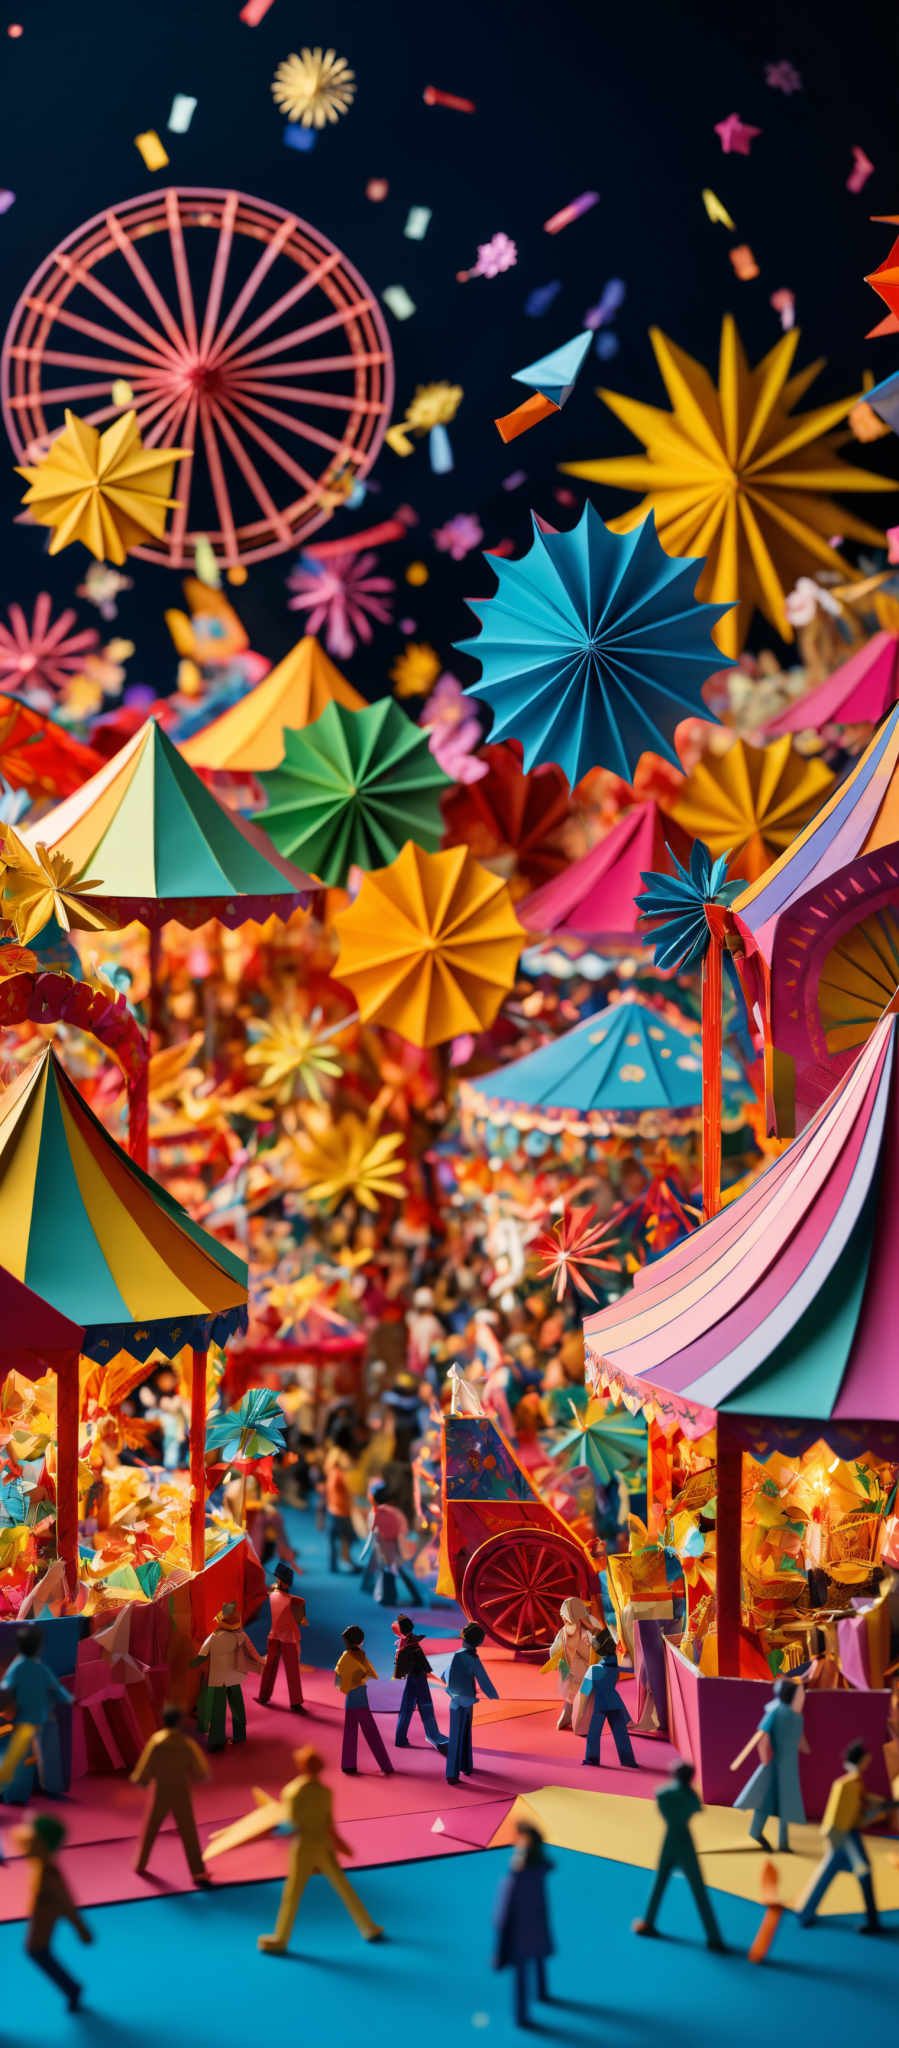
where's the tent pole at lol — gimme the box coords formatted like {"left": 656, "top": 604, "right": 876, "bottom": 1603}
{"left": 716, "top": 1415, "right": 742, "bottom": 1677}
{"left": 190, "top": 1346, "right": 207, "bottom": 1577}
{"left": 56, "top": 1352, "right": 80, "bottom": 1598}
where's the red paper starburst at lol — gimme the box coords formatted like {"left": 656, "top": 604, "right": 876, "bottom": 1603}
{"left": 532, "top": 1204, "right": 620, "bottom": 1303}
{"left": 0, "top": 595, "right": 99, "bottom": 700}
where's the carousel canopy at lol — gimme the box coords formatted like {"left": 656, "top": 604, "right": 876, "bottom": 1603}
{"left": 519, "top": 801, "right": 693, "bottom": 943}
{"left": 582, "top": 1007, "right": 899, "bottom": 1436}
{"left": 31, "top": 716, "right": 315, "bottom": 929}
{"left": 464, "top": 992, "right": 745, "bottom": 1125}
{"left": 0, "top": 1046, "right": 247, "bottom": 1361}
{"left": 733, "top": 702, "right": 899, "bottom": 963}
{"left": 181, "top": 635, "right": 365, "bottom": 773}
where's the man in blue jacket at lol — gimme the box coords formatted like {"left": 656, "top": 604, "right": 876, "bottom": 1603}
{"left": 1, "top": 1625, "right": 72, "bottom": 1799}
{"left": 392, "top": 1617, "right": 448, "bottom": 1753}
{"left": 445, "top": 1622, "right": 498, "bottom": 1784}
{"left": 574, "top": 1629, "right": 638, "bottom": 1768}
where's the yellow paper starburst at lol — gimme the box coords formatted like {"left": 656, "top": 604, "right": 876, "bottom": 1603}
{"left": 271, "top": 48, "right": 356, "bottom": 127}
{"left": 561, "top": 320, "right": 894, "bottom": 657}
{"left": 391, "top": 643, "right": 442, "bottom": 698}
{"left": 668, "top": 736, "right": 835, "bottom": 882}
{"left": 291, "top": 1108, "right": 405, "bottom": 1211}
{"left": 403, "top": 383, "right": 464, "bottom": 434}
{"left": 17, "top": 410, "right": 188, "bottom": 566}
{"left": 0, "top": 825, "right": 115, "bottom": 944}
{"left": 245, "top": 1008, "right": 344, "bottom": 1104}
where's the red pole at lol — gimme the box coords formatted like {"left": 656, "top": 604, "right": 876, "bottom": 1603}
{"left": 190, "top": 1346, "right": 208, "bottom": 1577}
{"left": 701, "top": 908, "right": 725, "bottom": 1220}
{"left": 128, "top": 1051, "right": 149, "bottom": 1171}
{"left": 56, "top": 1352, "right": 81, "bottom": 1598}
{"left": 716, "top": 1415, "right": 742, "bottom": 1677}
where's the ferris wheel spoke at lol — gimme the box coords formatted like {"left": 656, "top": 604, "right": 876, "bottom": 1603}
{"left": 105, "top": 205, "right": 191, "bottom": 359}
{"left": 22, "top": 296, "right": 176, "bottom": 372}
{"left": 224, "top": 390, "right": 361, "bottom": 461}
{"left": 137, "top": 389, "right": 193, "bottom": 449}
{"left": 49, "top": 255, "right": 183, "bottom": 365}
{"left": 229, "top": 350, "right": 390, "bottom": 378}
{"left": 197, "top": 400, "right": 240, "bottom": 562}
{"left": 164, "top": 189, "right": 199, "bottom": 356}
{"left": 204, "top": 213, "right": 301, "bottom": 365}
{"left": 7, "top": 345, "right": 172, "bottom": 386}
{"left": 212, "top": 248, "right": 345, "bottom": 370}
{"left": 167, "top": 394, "right": 198, "bottom": 557}
{"left": 213, "top": 395, "right": 326, "bottom": 516}
{"left": 230, "top": 377, "right": 387, "bottom": 417}
{"left": 198, "top": 190, "right": 239, "bottom": 360}
{"left": 229, "top": 299, "right": 377, "bottom": 372}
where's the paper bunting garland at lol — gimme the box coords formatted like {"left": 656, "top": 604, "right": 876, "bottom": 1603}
{"left": 668, "top": 737, "right": 834, "bottom": 882}
{"left": 258, "top": 699, "right": 451, "bottom": 885}
{"left": 17, "top": 411, "right": 188, "bottom": 566}
{"left": 457, "top": 502, "right": 731, "bottom": 787}
{"left": 562, "top": 321, "right": 893, "bottom": 655}
{"left": 333, "top": 841, "right": 525, "bottom": 1047}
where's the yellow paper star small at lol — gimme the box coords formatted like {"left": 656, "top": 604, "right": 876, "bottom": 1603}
{"left": 403, "top": 384, "right": 464, "bottom": 434}
{"left": 271, "top": 48, "right": 356, "bottom": 127}
{"left": 391, "top": 642, "right": 442, "bottom": 698}
{"left": 0, "top": 825, "right": 115, "bottom": 945}
{"left": 245, "top": 1008, "right": 345, "bottom": 1104}
{"left": 291, "top": 1108, "right": 405, "bottom": 1211}
{"left": 17, "top": 410, "right": 188, "bottom": 566}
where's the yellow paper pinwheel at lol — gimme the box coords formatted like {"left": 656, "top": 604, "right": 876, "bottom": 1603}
{"left": 333, "top": 840, "right": 526, "bottom": 1047}
{"left": 668, "top": 737, "right": 835, "bottom": 882}
{"left": 17, "top": 410, "right": 188, "bottom": 565}
{"left": 291, "top": 1108, "right": 405, "bottom": 1210}
{"left": 0, "top": 824, "right": 115, "bottom": 944}
{"left": 562, "top": 320, "right": 893, "bottom": 656}
{"left": 245, "top": 1008, "right": 345, "bottom": 1104}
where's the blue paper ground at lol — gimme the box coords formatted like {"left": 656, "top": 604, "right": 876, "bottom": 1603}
{"left": 2, "top": 1843, "right": 897, "bottom": 2047}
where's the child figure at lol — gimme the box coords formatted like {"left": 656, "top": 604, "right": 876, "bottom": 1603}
{"left": 193, "top": 1601, "right": 264, "bottom": 1752}
{"left": 493, "top": 1822, "right": 555, "bottom": 2028}
{"left": 0, "top": 1623, "right": 72, "bottom": 1799}
{"left": 732, "top": 1677, "right": 808, "bottom": 1851}
{"left": 16, "top": 1815, "right": 93, "bottom": 2011}
{"left": 392, "top": 1616, "right": 448, "bottom": 1753}
{"left": 445, "top": 1622, "right": 499, "bottom": 1785}
{"left": 574, "top": 1629, "right": 638, "bottom": 1768}
{"left": 258, "top": 1562, "right": 306, "bottom": 1713}
{"left": 335, "top": 1626, "right": 393, "bottom": 1776}
{"left": 545, "top": 1596, "right": 604, "bottom": 1731}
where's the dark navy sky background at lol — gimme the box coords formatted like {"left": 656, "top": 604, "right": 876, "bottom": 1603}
{"left": 1, "top": 0, "right": 897, "bottom": 695}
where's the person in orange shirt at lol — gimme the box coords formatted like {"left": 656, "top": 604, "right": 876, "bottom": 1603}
{"left": 131, "top": 1704, "right": 211, "bottom": 1885}
{"left": 258, "top": 1561, "right": 306, "bottom": 1712}
{"left": 324, "top": 1430, "right": 359, "bottom": 1574}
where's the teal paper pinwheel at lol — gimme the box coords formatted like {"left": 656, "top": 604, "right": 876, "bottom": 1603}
{"left": 551, "top": 1395, "right": 647, "bottom": 1487}
{"left": 635, "top": 841, "right": 741, "bottom": 970}
{"left": 257, "top": 698, "right": 451, "bottom": 886}
{"left": 205, "top": 1387, "right": 286, "bottom": 1464}
{"left": 457, "top": 502, "right": 733, "bottom": 787}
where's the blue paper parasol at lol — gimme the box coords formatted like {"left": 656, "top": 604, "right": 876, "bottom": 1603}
{"left": 456, "top": 502, "right": 732, "bottom": 787}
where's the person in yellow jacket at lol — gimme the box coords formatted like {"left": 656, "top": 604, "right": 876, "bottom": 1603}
{"left": 257, "top": 1746, "right": 383, "bottom": 1954}
{"left": 797, "top": 1740, "right": 887, "bottom": 1931}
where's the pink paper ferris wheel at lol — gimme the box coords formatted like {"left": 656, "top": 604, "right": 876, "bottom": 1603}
{"left": 2, "top": 187, "right": 394, "bottom": 568}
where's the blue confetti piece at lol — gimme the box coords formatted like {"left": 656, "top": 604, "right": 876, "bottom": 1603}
{"left": 595, "top": 331, "right": 619, "bottom": 359}
{"left": 585, "top": 277, "right": 626, "bottom": 328}
{"left": 284, "top": 123, "right": 317, "bottom": 151}
{"left": 524, "top": 281, "right": 562, "bottom": 317}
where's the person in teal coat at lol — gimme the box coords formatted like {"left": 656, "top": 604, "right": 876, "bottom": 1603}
{"left": 574, "top": 1629, "right": 638, "bottom": 1768}
{"left": 0, "top": 1625, "right": 72, "bottom": 1800}
{"left": 633, "top": 1760, "right": 725, "bottom": 1950}
{"left": 732, "top": 1677, "right": 808, "bottom": 1851}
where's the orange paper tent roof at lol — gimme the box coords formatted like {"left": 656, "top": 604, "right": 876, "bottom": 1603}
{"left": 0, "top": 1045, "right": 247, "bottom": 1362}
{"left": 333, "top": 840, "right": 526, "bottom": 1047}
{"left": 519, "top": 801, "right": 693, "bottom": 942}
{"left": 33, "top": 716, "right": 315, "bottom": 929}
{"left": 181, "top": 636, "right": 365, "bottom": 773}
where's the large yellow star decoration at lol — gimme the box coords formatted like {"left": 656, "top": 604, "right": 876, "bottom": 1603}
{"left": 0, "top": 825, "right": 114, "bottom": 944}
{"left": 17, "top": 410, "right": 188, "bottom": 565}
{"left": 290, "top": 1107, "right": 406, "bottom": 1211}
{"left": 561, "top": 319, "right": 894, "bottom": 657}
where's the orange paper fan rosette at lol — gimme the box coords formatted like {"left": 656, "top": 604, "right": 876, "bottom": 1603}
{"left": 333, "top": 840, "right": 526, "bottom": 1047}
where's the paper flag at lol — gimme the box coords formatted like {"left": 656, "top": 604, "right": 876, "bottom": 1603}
{"left": 495, "top": 330, "right": 592, "bottom": 442}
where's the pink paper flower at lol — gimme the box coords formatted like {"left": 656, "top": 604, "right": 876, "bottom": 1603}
{"left": 420, "top": 672, "right": 487, "bottom": 784}
{"left": 473, "top": 232, "right": 518, "bottom": 278}
{"left": 432, "top": 512, "right": 484, "bottom": 561}
{"left": 765, "top": 60, "right": 802, "bottom": 92}
{"left": 286, "top": 549, "right": 394, "bottom": 658}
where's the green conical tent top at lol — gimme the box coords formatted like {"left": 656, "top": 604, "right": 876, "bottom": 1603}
{"left": 35, "top": 716, "right": 315, "bottom": 930}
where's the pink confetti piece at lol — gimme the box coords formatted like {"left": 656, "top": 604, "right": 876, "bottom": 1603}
{"left": 543, "top": 191, "right": 599, "bottom": 234}
{"left": 887, "top": 525, "right": 899, "bottom": 565}
{"left": 714, "top": 112, "right": 761, "bottom": 155}
{"left": 770, "top": 288, "right": 795, "bottom": 330}
{"left": 847, "top": 146, "right": 874, "bottom": 193}
{"left": 239, "top": 0, "right": 276, "bottom": 20}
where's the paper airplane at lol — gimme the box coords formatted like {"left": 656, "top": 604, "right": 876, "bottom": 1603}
{"left": 495, "top": 330, "right": 593, "bottom": 442}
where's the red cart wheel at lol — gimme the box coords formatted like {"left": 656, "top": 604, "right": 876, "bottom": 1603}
{"left": 461, "top": 1528, "right": 597, "bottom": 1654}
